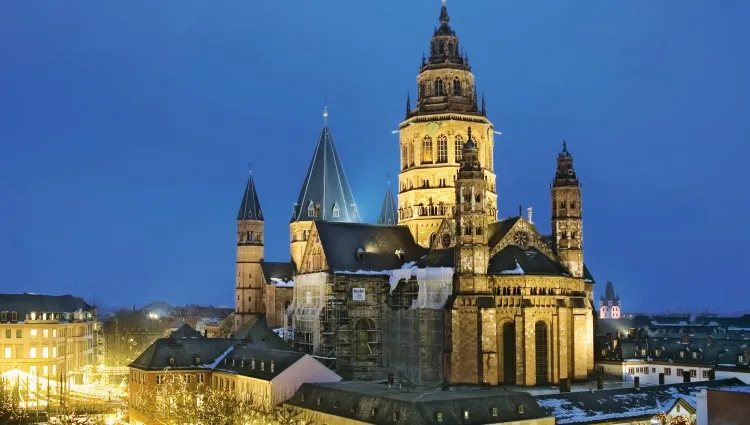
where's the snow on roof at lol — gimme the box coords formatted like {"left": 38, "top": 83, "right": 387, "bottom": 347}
{"left": 270, "top": 278, "right": 295, "bottom": 287}
{"left": 714, "top": 386, "right": 750, "bottom": 394}
{"left": 500, "top": 259, "right": 524, "bottom": 275}
{"left": 200, "top": 346, "right": 234, "bottom": 369}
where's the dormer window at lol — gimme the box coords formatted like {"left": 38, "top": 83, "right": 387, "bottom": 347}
{"left": 261, "top": 361, "right": 265, "bottom": 371}
{"left": 332, "top": 202, "right": 340, "bottom": 218}
{"left": 518, "top": 405, "right": 525, "bottom": 414}
{"left": 680, "top": 351, "right": 685, "bottom": 358}
{"left": 307, "top": 201, "right": 315, "bottom": 218}
{"left": 168, "top": 356, "right": 175, "bottom": 366}
{"left": 356, "top": 248, "right": 365, "bottom": 260}
{"left": 30, "top": 312, "right": 36, "bottom": 321}
{"left": 436, "top": 412, "right": 444, "bottom": 423}
{"left": 692, "top": 352, "right": 698, "bottom": 359}
{"left": 740, "top": 355, "right": 745, "bottom": 363}
{"left": 463, "top": 410, "right": 470, "bottom": 420}
{"left": 395, "top": 249, "right": 405, "bottom": 260}
{"left": 270, "top": 360, "right": 275, "bottom": 373}
{"left": 251, "top": 358, "right": 255, "bottom": 369}
{"left": 195, "top": 356, "right": 201, "bottom": 365}
{"left": 641, "top": 349, "right": 646, "bottom": 356}
{"left": 492, "top": 407, "right": 499, "bottom": 417}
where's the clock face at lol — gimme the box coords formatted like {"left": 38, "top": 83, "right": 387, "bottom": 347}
{"left": 426, "top": 122, "right": 440, "bottom": 136}
{"left": 513, "top": 231, "right": 529, "bottom": 248}
{"left": 441, "top": 233, "right": 452, "bottom": 249}
{"left": 567, "top": 169, "right": 574, "bottom": 176}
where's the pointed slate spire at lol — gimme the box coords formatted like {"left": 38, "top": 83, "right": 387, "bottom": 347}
{"left": 377, "top": 182, "right": 398, "bottom": 225}
{"left": 481, "top": 93, "right": 486, "bottom": 116}
{"left": 292, "top": 114, "right": 360, "bottom": 223}
{"left": 553, "top": 140, "right": 579, "bottom": 187}
{"left": 237, "top": 172, "right": 263, "bottom": 221}
{"left": 405, "top": 93, "right": 411, "bottom": 119}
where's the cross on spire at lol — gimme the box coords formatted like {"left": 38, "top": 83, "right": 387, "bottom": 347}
{"left": 323, "top": 97, "right": 329, "bottom": 125}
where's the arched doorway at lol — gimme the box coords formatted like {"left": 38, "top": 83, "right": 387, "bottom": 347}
{"left": 502, "top": 322, "right": 516, "bottom": 384}
{"left": 535, "top": 321, "right": 549, "bottom": 384}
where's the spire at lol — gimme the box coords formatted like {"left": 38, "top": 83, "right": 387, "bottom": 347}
{"left": 292, "top": 122, "right": 361, "bottom": 223}
{"left": 405, "top": 93, "right": 411, "bottom": 119}
{"left": 553, "top": 140, "right": 579, "bottom": 187}
{"left": 439, "top": 0, "right": 450, "bottom": 26}
{"left": 481, "top": 93, "right": 486, "bottom": 116}
{"left": 237, "top": 171, "right": 263, "bottom": 221}
{"left": 377, "top": 182, "right": 398, "bottom": 225}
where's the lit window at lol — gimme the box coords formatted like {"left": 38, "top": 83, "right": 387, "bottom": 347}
{"left": 463, "top": 410, "right": 469, "bottom": 419}
{"left": 30, "top": 329, "right": 38, "bottom": 338}
{"left": 422, "top": 136, "right": 433, "bottom": 163}
{"left": 30, "top": 312, "right": 36, "bottom": 320}
{"left": 454, "top": 135, "right": 464, "bottom": 162}
{"left": 43, "top": 329, "right": 49, "bottom": 338}
{"left": 740, "top": 355, "right": 745, "bottom": 362}
{"left": 42, "top": 347, "right": 48, "bottom": 358}
{"left": 52, "top": 347, "right": 57, "bottom": 358}
{"left": 436, "top": 134, "right": 447, "bottom": 163}
{"left": 52, "top": 329, "right": 57, "bottom": 338}
{"left": 29, "top": 347, "right": 37, "bottom": 358}
{"left": 42, "top": 365, "right": 48, "bottom": 376}
{"left": 492, "top": 407, "right": 498, "bottom": 416}
{"left": 680, "top": 352, "right": 685, "bottom": 358}
{"left": 4, "top": 347, "right": 10, "bottom": 358}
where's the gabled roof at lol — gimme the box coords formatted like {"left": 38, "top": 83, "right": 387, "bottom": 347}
{"left": 130, "top": 337, "right": 236, "bottom": 370}
{"left": 377, "top": 183, "right": 398, "bottom": 225}
{"left": 170, "top": 323, "right": 203, "bottom": 339}
{"left": 488, "top": 245, "right": 568, "bottom": 277}
{"left": 287, "top": 381, "right": 548, "bottom": 425}
{"left": 292, "top": 126, "right": 360, "bottom": 223}
{"left": 487, "top": 217, "right": 521, "bottom": 249}
{"left": 261, "top": 261, "right": 296, "bottom": 285}
{"left": 536, "top": 379, "right": 744, "bottom": 424}
{"left": 0, "top": 293, "right": 94, "bottom": 321}
{"left": 315, "top": 222, "right": 426, "bottom": 272}
{"left": 233, "top": 316, "right": 290, "bottom": 350}
{"left": 237, "top": 173, "right": 263, "bottom": 221}
{"left": 213, "top": 347, "right": 305, "bottom": 382}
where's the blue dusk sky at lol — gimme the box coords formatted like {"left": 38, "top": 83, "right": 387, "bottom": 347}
{"left": 1, "top": 1, "right": 748, "bottom": 313}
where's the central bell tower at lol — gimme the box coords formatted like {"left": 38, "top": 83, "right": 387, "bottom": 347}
{"left": 397, "top": 2, "right": 498, "bottom": 247}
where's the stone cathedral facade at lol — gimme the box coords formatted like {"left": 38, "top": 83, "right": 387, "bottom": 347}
{"left": 234, "top": 3, "right": 596, "bottom": 387}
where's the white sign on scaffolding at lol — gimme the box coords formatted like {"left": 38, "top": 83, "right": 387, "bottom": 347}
{"left": 352, "top": 288, "right": 366, "bottom": 301}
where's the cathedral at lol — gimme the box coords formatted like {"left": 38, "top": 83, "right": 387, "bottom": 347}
{"left": 234, "top": 3, "right": 596, "bottom": 387}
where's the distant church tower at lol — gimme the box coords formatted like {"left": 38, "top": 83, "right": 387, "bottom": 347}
{"left": 289, "top": 107, "right": 360, "bottom": 269}
{"left": 235, "top": 172, "right": 265, "bottom": 331}
{"left": 551, "top": 141, "right": 584, "bottom": 278}
{"left": 599, "top": 281, "right": 621, "bottom": 319}
{"left": 445, "top": 128, "right": 497, "bottom": 385}
{"left": 397, "top": 2, "right": 498, "bottom": 247}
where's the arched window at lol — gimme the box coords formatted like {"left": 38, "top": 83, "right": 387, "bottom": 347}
{"left": 570, "top": 201, "right": 577, "bottom": 209}
{"left": 535, "top": 321, "right": 549, "bottom": 384}
{"left": 402, "top": 145, "right": 408, "bottom": 169}
{"left": 419, "top": 82, "right": 425, "bottom": 99}
{"left": 307, "top": 201, "right": 315, "bottom": 218}
{"left": 407, "top": 142, "right": 414, "bottom": 166}
{"left": 354, "top": 319, "right": 376, "bottom": 359}
{"left": 453, "top": 77, "right": 461, "bottom": 96}
{"left": 422, "top": 136, "right": 433, "bottom": 163}
{"left": 436, "top": 134, "right": 448, "bottom": 163}
{"left": 438, "top": 41, "right": 445, "bottom": 54}
{"left": 503, "top": 322, "right": 516, "bottom": 384}
{"left": 448, "top": 42, "right": 454, "bottom": 55}
{"left": 434, "top": 78, "right": 444, "bottom": 96}
{"left": 455, "top": 135, "right": 464, "bottom": 162}
{"left": 332, "top": 202, "right": 340, "bottom": 218}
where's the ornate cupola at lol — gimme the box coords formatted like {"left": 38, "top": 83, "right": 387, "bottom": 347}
{"left": 409, "top": 0, "right": 479, "bottom": 118}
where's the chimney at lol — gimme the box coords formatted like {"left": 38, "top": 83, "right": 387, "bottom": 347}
{"left": 597, "top": 376, "right": 604, "bottom": 390}
{"left": 559, "top": 378, "right": 571, "bottom": 393}
{"left": 527, "top": 207, "right": 533, "bottom": 224}
{"left": 659, "top": 373, "right": 665, "bottom": 385}
{"left": 634, "top": 376, "right": 640, "bottom": 389}
{"left": 683, "top": 370, "right": 691, "bottom": 383}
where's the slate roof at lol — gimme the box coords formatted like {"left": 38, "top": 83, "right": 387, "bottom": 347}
{"left": 599, "top": 335, "right": 750, "bottom": 367}
{"left": 237, "top": 173, "right": 263, "bottom": 221}
{"left": 415, "top": 247, "right": 454, "bottom": 268}
{"left": 286, "top": 381, "right": 549, "bottom": 425}
{"left": 0, "top": 293, "right": 94, "bottom": 321}
{"left": 488, "top": 245, "right": 568, "bottom": 277}
{"left": 487, "top": 217, "right": 520, "bottom": 249}
{"left": 170, "top": 323, "right": 203, "bottom": 339}
{"left": 261, "top": 261, "right": 296, "bottom": 285}
{"left": 232, "top": 316, "right": 291, "bottom": 350}
{"left": 213, "top": 346, "right": 306, "bottom": 381}
{"left": 316, "top": 222, "right": 427, "bottom": 272}
{"left": 377, "top": 183, "right": 398, "bottom": 225}
{"left": 130, "top": 336, "right": 235, "bottom": 370}
{"left": 292, "top": 125, "right": 360, "bottom": 223}
{"left": 536, "top": 379, "right": 744, "bottom": 424}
